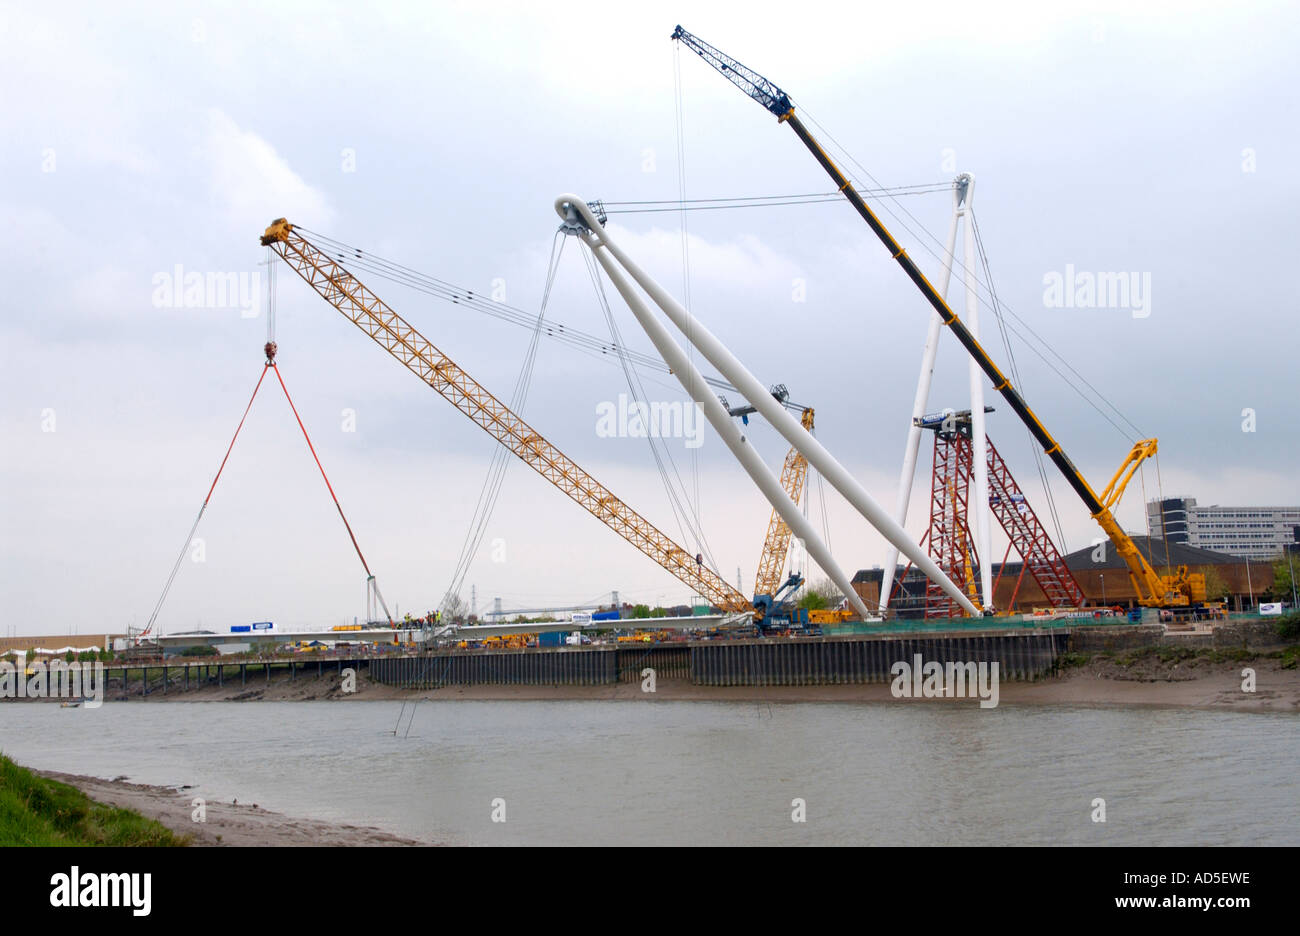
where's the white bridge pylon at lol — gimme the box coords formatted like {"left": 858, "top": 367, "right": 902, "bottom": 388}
{"left": 555, "top": 194, "right": 980, "bottom": 620}
{"left": 879, "top": 173, "right": 994, "bottom": 613}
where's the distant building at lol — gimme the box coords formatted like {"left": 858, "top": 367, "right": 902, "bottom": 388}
{"left": 0, "top": 634, "right": 123, "bottom": 656}
{"left": 1147, "top": 497, "right": 1300, "bottom": 560}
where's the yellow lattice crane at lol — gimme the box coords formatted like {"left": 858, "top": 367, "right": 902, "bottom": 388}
{"left": 260, "top": 218, "right": 752, "bottom": 614}
{"left": 730, "top": 397, "right": 864, "bottom": 625}
{"left": 752, "top": 406, "right": 814, "bottom": 600}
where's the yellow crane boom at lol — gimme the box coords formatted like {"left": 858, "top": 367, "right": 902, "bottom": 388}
{"left": 260, "top": 218, "right": 752, "bottom": 614}
{"left": 1094, "top": 438, "right": 1205, "bottom": 605}
{"left": 671, "top": 25, "right": 1202, "bottom": 609}
{"left": 752, "top": 407, "right": 814, "bottom": 598}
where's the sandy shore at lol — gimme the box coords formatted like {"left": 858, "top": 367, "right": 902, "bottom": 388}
{"left": 104, "top": 655, "right": 1300, "bottom": 713}
{"left": 38, "top": 770, "right": 428, "bottom": 846}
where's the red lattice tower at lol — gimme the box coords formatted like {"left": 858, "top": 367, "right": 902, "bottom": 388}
{"left": 916, "top": 412, "right": 1084, "bottom": 617}
{"left": 924, "top": 430, "right": 977, "bottom": 618}
{"left": 983, "top": 436, "right": 1085, "bottom": 610}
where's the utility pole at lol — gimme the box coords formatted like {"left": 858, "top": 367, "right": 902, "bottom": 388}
{"left": 1289, "top": 550, "right": 1298, "bottom": 608}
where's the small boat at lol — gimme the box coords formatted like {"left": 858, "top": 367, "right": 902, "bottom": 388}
{"left": 60, "top": 700, "right": 82, "bottom": 708}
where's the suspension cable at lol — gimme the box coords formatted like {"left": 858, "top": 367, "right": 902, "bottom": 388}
{"left": 441, "top": 233, "right": 567, "bottom": 614}
{"left": 970, "top": 207, "right": 1070, "bottom": 553}
{"left": 143, "top": 364, "right": 273, "bottom": 637}
{"left": 295, "top": 225, "right": 749, "bottom": 399}
{"left": 674, "top": 42, "right": 706, "bottom": 561}
{"left": 796, "top": 106, "right": 1145, "bottom": 443}
{"left": 601, "top": 182, "right": 952, "bottom": 212}
{"left": 269, "top": 362, "right": 390, "bottom": 625}
{"left": 581, "top": 245, "right": 722, "bottom": 577}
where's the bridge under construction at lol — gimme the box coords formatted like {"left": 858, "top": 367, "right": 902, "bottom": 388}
{"left": 135, "top": 24, "right": 1216, "bottom": 648}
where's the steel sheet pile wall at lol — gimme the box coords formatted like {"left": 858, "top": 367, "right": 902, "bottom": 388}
{"left": 368, "top": 632, "right": 1066, "bottom": 690}
{"left": 616, "top": 646, "right": 690, "bottom": 683}
{"left": 371, "top": 648, "right": 616, "bottom": 688}
{"left": 689, "top": 632, "right": 1066, "bottom": 686}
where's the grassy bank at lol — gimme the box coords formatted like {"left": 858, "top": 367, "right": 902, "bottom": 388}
{"left": 1057, "top": 613, "right": 1300, "bottom": 673}
{"left": 0, "top": 755, "right": 185, "bottom": 846}
{"left": 1057, "top": 644, "right": 1300, "bottom": 670}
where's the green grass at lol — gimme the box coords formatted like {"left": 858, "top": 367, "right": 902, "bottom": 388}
{"left": 0, "top": 755, "right": 186, "bottom": 846}
{"left": 1109, "top": 646, "right": 1259, "bottom": 667}
{"left": 1054, "top": 652, "right": 1093, "bottom": 671}
{"left": 1275, "top": 612, "right": 1300, "bottom": 641}
{"left": 1062, "top": 646, "right": 1270, "bottom": 671}
{"left": 1063, "top": 639, "right": 1300, "bottom": 673}
{"left": 1274, "top": 645, "right": 1300, "bottom": 670}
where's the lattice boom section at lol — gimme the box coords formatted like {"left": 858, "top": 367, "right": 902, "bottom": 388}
{"left": 984, "top": 437, "right": 1085, "bottom": 608}
{"left": 753, "top": 409, "right": 814, "bottom": 599}
{"left": 925, "top": 432, "right": 974, "bottom": 618}
{"left": 753, "top": 446, "right": 809, "bottom": 597}
{"left": 275, "top": 233, "right": 751, "bottom": 613}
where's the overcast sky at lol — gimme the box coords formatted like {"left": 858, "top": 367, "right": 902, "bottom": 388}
{"left": 2, "top": 0, "right": 1296, "bottom": 636}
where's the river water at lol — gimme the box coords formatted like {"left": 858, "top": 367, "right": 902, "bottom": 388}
{"left": 1, "top": 700, "right": 1295, "bottom": 845}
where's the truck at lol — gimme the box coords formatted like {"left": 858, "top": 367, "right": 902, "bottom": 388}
{"left": 230, "top": 622, "right": 273, "bottom": 634}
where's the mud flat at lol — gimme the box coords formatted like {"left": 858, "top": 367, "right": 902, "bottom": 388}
{"left": 36, "top": 770, "right": 429, "bottom": 846}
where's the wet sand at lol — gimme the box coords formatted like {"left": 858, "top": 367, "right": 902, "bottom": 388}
{"left": 38, "top": 770, "right": 429, "bottom": 846}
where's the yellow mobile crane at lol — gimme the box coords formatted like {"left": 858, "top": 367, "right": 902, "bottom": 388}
{"left": 672, "top": 26, "right": 1202, "bottom": 608}
{"left": 260, "top": 219, "right": 753, "bottom": 615}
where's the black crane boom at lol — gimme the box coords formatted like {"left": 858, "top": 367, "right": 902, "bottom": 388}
{"left": 671, "top": 24, "right": 1102, "bottom": 515}
{"left": 671, "top": 25, "right": 792, "bottom": 119}
{"left": 670, "top": 25, "right": 1201, "bottom": 609}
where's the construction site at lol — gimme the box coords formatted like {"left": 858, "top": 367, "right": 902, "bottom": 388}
{"left": 87, "top": 24, "right": 1287, "bottom": 682}
{"left": 7, "top": 4, "right": 1300, "bottom": 871}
